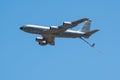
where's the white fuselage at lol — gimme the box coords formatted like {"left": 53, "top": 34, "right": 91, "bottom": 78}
{"left": 20, "top": 25, "right": 85, "bottom": 38}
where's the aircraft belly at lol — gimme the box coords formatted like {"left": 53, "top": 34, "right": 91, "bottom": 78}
{"left": 57, "top": 32, "right": 82, "bottom": 38}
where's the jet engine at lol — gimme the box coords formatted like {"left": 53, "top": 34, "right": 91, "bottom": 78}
{"left": 63, "top": 21, "right": 72, "bottom": 26}
{"left": 35, "top": 37, "right": 48, "bottom": 45}
{"left": 50, "top": 26, "right": 58, "bottom": 30}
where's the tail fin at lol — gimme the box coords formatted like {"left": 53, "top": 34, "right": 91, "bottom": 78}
{"left": 79, "top": 19, "right": 99, "bottom": 38}
{"left": 83, "top": 29, "right": 99, "bottom": 38}
{"left": 79, "top": 20, "right": 91, "bottom": 32}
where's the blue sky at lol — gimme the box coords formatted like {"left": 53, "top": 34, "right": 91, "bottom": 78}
{"left": 0, "top": 0, "right": 120, "bottom": 80}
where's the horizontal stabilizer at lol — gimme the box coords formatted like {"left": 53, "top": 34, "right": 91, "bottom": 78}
{"left": 83, "top": 29, "right": 99, "bottom": 38}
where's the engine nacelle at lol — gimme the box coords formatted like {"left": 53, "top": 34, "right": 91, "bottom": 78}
{"left": 36, "top": 37, "right": 44, "bottom": 42}
{"left": 36, "top": 37, "right": 47, "bottom": 45}
{"left": 63, "top": 21, "right": 72, "bottom": 26}
{"left": 50, "top": 26, "right": 58, "bottom": 30}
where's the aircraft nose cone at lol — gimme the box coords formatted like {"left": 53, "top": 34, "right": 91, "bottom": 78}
{"left": 20, "top": 27, "right": 23, "bottom": 30}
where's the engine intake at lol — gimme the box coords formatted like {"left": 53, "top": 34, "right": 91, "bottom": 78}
{"left": 50, "top": 26, "right": 58, "bottom": 30}
{"left": 36, "top": 37, "right": 43, "bottom": 42}
{"left": 36, "top": 37, "right": 48, "bottom": 45}
{"left": 63, "top": 21, "right": 72, "bottom": 25}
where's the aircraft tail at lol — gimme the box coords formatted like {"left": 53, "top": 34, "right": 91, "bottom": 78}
{"left": 79, "top": 20, "right": 91, "bottom": 32}
{"left": 83, "top": 29, "right": 99, "bottom": 38}
{"left": 79, "top": 19, "right": 99, "bottom": 38}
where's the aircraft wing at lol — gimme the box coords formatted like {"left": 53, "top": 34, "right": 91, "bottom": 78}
{"left": 42, "top": 18, "right": 89, "bottom": 34}
{"left": 42, "top": 34, "right": 55, "bottom": 45}
{"left": 58, "top": 18, "right": 89, "bottom": 32}
{"left": 71, "top": 18, "right": 90, "bottom": 27}
{"left": 39, "top": 18, "right": 89, "bottom": 45}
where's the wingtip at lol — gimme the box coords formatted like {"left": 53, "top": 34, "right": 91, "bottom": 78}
{"left": 82, "top": 18, "right": 90, "bottom": 20}
{"left": 96, "top": 29, "right": 100, "bottom": 31}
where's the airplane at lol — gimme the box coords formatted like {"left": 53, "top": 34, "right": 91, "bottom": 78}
{"left": 20, "top": 18, "right": 99, "bottom": 47}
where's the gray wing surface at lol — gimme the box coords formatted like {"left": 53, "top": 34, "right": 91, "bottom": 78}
{"left": 71, "top": 18, "right": 90, "bottom": 26}
{"left": 41, "top": 18, "right": 89, "bottom": 45}
{"left": 58, "top": 18, "right": 89, "bottom": 33}
{"left": 42, "top": 18, "right": 89, "bottom": 34}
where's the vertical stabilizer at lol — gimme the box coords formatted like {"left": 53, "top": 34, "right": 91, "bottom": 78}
{"left": 80, "top": 20, "right": 91, "bottom": 32}
{"left": 79, "top": 19, "right": 99, "bottom": 38}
